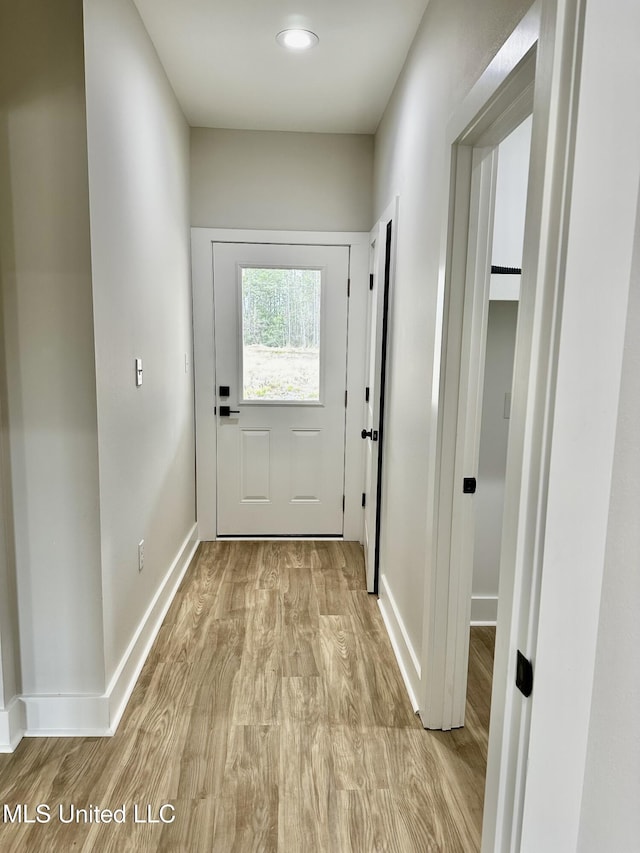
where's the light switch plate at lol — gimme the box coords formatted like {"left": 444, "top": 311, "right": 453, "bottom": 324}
{"left": 135, "top": 358, "right": 143, "bottom": 387}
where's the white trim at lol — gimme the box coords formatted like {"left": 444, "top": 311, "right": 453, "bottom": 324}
{"left": 364, "top": 197, "right": 399, "bottom": 593}
{"left": 446, "top": 143, "right": 498, "bottom": 730}
{"left": 447, "top": 5, "right": 540, "bottom": 145}
{"left": 378, "top": 574, "right": 421, "bottom": 713}
{"left": 20, "top": 525, "right": 199, "bottom": 739}
{"left": 192, "top": 227, "right": 369, "bottom": 543}
{"left": 22, "top": 695, "right": 110, "bottom": 738}
{"left": 343, "top": 237, "right": 369, "bottom": 543}
{"left": 471, "top": 595, "right": 498, "bottom": 625}
{"left": 0, "top": 696, "right": 26, "bottom": 752}
{"left": 107, "top": 523, "right": 199, "bottom": 732}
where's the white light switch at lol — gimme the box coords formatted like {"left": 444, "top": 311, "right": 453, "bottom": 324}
{"left": 135, "top": 358, "right": 143, "bottom": 387}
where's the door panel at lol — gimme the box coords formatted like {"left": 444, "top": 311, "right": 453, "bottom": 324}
{"left": 290, "top": 430, "right": 322, "bottom": 502}
{"left": 240, "top": 429, "right": 270, "bottom": 501}
{"left": 213, "top": 243, "right": 349, "bottom": 535}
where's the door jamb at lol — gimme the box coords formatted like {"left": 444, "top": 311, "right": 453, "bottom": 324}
{"left": 364, "top": 198, "right": 399, "bottom": 593}
{"left": 191, "top": 228, "right": 369, "bottom": 542}
{"left": 445, "top": 143, "right": 500, "bottom": 729}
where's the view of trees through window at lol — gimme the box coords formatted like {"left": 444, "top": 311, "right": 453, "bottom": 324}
{"left": 241, "top": 267, "right": 321, "bottom": 400}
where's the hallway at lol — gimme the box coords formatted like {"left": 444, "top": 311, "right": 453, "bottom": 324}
{"left": 0, "top": 541, "right": 493, "bottom": 852}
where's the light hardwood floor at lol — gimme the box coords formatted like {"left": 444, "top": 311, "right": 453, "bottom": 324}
{"left": 0, "top": 541, "right": 495, "bottom": 852}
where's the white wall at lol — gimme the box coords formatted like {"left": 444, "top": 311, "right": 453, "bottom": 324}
{"left": 373, "top": 0, "right": 532, "bottom": 682}
{"left": 0, "top": 0, "right": 105, "bottom": 696}
{"left": 577, "top": 192, "right": 640, "bottom": 853}
{"left": 492, "top": 117, "right": 532, "bottom": 269}
{"left": 83, "top": 0, "right": 195, "bottom": 682}
{"left": 490, "top": 116, "right": 532, "bottom": 301}
{"left": 472, "top": 301, "right": 518, "bottom": 617}
{"left": 0, "top": 329, "right": 19, "bottom": 709}
{"left": 191, "top": 128, "right": 373, "bottom": 232}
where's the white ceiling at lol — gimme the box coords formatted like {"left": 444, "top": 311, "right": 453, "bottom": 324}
{"left": 132, "top": 0, "right": 430, "bottom": 134}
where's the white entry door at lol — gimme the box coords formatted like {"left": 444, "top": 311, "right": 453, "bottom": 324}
{"left": 213, "top": 242, "right": 350, "bottom": 536}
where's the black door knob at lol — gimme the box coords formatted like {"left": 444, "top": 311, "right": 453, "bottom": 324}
{"left": 361, "top": 429, "right": 373, "bottom": 439}
{"left": 219, "top": 406, "right": 240, "bottom": 417}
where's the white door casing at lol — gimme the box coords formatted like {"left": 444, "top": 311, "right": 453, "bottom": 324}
{"left": 192, "top": 228, "right": 369, "bottom": 543}
{"left": 362, "top": 231, "right": 380, "bottom": 587}
{"left": 423, "top": 44, "right": 537, "bottom": 701}
{"left": 363, "top": 200, "right": 397, "bottom": 591}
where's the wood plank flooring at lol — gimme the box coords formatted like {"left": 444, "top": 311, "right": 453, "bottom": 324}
{"left": 0, "top": 541, "right": 495, "bottom": 852}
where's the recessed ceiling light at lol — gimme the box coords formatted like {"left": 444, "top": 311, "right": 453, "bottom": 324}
{"left": 276, "top": 29, "right": 319, "bottom": 51}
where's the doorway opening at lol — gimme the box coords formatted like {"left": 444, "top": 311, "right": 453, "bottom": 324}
{"left": 465, "top": 117, "right": 532, "bottom": 830}
{"left": 470, "top": 117, "right": 530, "bottom": 635}
{"left": 421, "top": 30, "right": 541, "bottom": 849}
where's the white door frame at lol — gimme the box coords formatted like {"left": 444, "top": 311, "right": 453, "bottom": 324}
{"left": 421, "top": 19, "right": 538, "bottom": 732}
{"left": 418, "top": 0, "right": 602, "bottom": 847}
{"left": 444, "top": 142, "right": 501, "bottom": 729}
{"left": 426, "top": 89, "right": 537, "bottom": 731}
{"left": 364, "top": 198, "right": 398, "bottom": 592}
{"left": 191, "top": 228, "right": 369, "bottom": 541}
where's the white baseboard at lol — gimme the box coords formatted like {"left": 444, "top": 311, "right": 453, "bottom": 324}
{"left": 471, "top": 594, "right": 498, "bottom": 625}
{"left": 19, "top": 524, "right": 200, "bottom": 745}
{"left": 0, "top": 696, "right": 26, "bottom": 752}
{"left": 378, "top": 574, "right": 421, "bottom": 713}
{"left": 22, "top": 695, "right": 110, "bottom": 737}
{"left": 107, "top": 523, "right": 199, "bottom": 732}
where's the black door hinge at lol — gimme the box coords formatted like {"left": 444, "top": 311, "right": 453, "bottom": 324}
{"left": 369, "top": 273, "right": 374, "bottom": 290}
{"left": 345, "top": 389, "right": 348, "bottom": 408}
{"left": 516, "top": 650, "right": 533, "bottom": 697}
{"left": 342, "top": 495, "right": 345, "bottom": 512}
{"left": 362, "top": 492, "right": 366, "bottom": 508}
{"left": 347, "top": 278, "right": 351, "bottom": 297}
{"left": 365, "top": 386, "right": 370, "bottom": 402}
{"left": 463, "top": 477, "right": 477, "bottom": 494}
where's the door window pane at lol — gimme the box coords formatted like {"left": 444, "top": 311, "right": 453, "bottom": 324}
{"left": 241, "top": 267, "right": 322, "bottom": 401}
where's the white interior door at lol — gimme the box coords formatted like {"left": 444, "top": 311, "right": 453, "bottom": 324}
{"left": 213, "top": 242, "right": 349, "bottom": 536}
{"left": 362, "top": 216, "right": 393, "bottom": 590}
